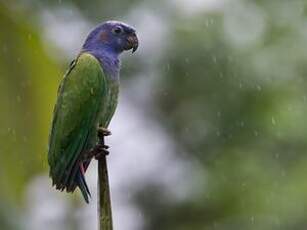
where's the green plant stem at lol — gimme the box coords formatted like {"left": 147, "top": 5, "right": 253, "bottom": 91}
{"left": 98, "top": 136, "right": 113, "bottom": 230}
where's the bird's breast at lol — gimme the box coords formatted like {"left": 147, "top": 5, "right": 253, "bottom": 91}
{"left": 99, "top": 79, "right": 119, "bottom": 128}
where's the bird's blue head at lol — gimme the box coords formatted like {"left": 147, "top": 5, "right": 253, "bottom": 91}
{"left": 82, "top": 21, "right": 139, "bottom": 56}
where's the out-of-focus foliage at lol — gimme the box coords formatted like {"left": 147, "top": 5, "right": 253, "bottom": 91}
{"left": 140, "top": 1, "right": 307, "bottom": 229}
{"left": 23, "top": 0, "right": 144, "bottom": 21}
{"left": 2, "top": 0, "right": 307, "bottom": 230}
{"left": 0, "top": 3, "right": 60, "bottom": 204}
{"left": 0, "top": 201, "right": 22, "bottom": 230}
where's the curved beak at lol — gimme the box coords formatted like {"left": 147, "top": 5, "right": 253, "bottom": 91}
{"left": 126, "top": 33, "right": 139, "bottom": 53}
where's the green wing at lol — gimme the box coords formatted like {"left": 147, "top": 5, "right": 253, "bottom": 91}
{"left": 48, "top": 53, "right": 106, "bottom": 195}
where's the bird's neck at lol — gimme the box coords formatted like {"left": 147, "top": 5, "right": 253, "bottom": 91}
{"left": 82, "top": 46, "right": 121, "bottom": 81}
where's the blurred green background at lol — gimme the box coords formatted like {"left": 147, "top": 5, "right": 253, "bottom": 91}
{"left": 1, "top": 0, "right": 307, "bottom": 229}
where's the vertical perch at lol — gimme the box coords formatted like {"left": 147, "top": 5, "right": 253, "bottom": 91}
{"left": 98, "top": 135, "right": 113, "bottom": 230}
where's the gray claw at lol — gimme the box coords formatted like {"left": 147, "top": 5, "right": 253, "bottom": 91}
{"left": 98, "top": 127, "right": 112, "bottom": 137}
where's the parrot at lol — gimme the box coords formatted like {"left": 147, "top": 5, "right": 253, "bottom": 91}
{"left": 48, "top": 21, "right": 138, "bottom": 203}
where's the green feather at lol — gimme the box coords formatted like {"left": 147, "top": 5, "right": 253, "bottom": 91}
{"left": 48, "top": 53, "right": 109, "bottom": 198}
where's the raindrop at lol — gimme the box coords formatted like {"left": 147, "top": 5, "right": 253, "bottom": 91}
{"left": 12, "top": 129, "right": 17, "bottom": 142}
{"left": 298, "top": 2, "right": 305, "bottom": 14}
{"left": 16, "top": 95, "right": 21, "bottom": 103}
{"left": 281, "top": 170, "right": 286, "bottom": 177}
{"left": 250, "top": 216, "right": 255, "bottom": 224}
{"left": 256, "top": 85, "right": 262, "bottom": 91}
{"left": 23, "top": 135, "right": 28, "bottom": 142}
{"left": 271, "top": 117, "right": 276, "bottom": 126}
{"left": 166, "top": 63, "right": 170, "bottom": 72}
{"left": 205, "top": 19, "right": 210, "bottom": 27}
{"left": 212, "top": 56, "right": 217, "bottom": 64}
{"left": 274, "top": 217, "right": 280, "bottom": 226}
{"left": 253, "top": 130, "right": 258, "bottom": 136}
{"left": 2, "top": 44, "right": 7, "bottom": 53}
{"left": 217, "top": 111, "right": 221, "bottom": 117}
{"left": 138, "top": 211, "right": 144, "bottom": 219}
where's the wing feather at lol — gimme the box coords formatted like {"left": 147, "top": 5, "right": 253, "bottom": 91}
{"left": 48, "top": 53, "right": 107, "bottom": 191}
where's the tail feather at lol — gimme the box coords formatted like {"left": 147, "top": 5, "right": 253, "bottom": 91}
{"left": 51, "top": 163, "right": 91, "bottom": 203}
{"left": 76, "top": 169, "right": 91, "bottom": 203}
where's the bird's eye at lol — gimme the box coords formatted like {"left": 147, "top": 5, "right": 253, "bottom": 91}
{"left": 112, "top": 26, "right": 123, "bottom": 35}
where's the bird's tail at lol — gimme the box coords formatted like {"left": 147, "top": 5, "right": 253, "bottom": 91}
{"left": 51, "top": 159, "right": 91, "bottom": 203}
{"left": 76, "top": 169, "right": 91, "bottom": 203}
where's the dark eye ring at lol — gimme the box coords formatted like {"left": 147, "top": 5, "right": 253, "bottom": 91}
{"left": 113, "top": 26, "right": 123, "bottom": 34}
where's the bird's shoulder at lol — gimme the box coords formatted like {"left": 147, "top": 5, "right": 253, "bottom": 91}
{"left": 60, "top": 53, "right": 106, "bottom": 92}
{"left": 69, "top": 52, "right": 103, "bottom": 75}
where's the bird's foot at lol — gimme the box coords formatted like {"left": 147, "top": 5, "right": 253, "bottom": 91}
{"left": 85, "top": 144, "right": 110, "bottom": 160}
{"left": 97, "top": 127, "right": 112, "bottom": 138}
{"left": 94, "top": 126, "right": 111, "bottom": 159}
{"left": 94, "top": 143, "right": 110, "bottom": 160}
